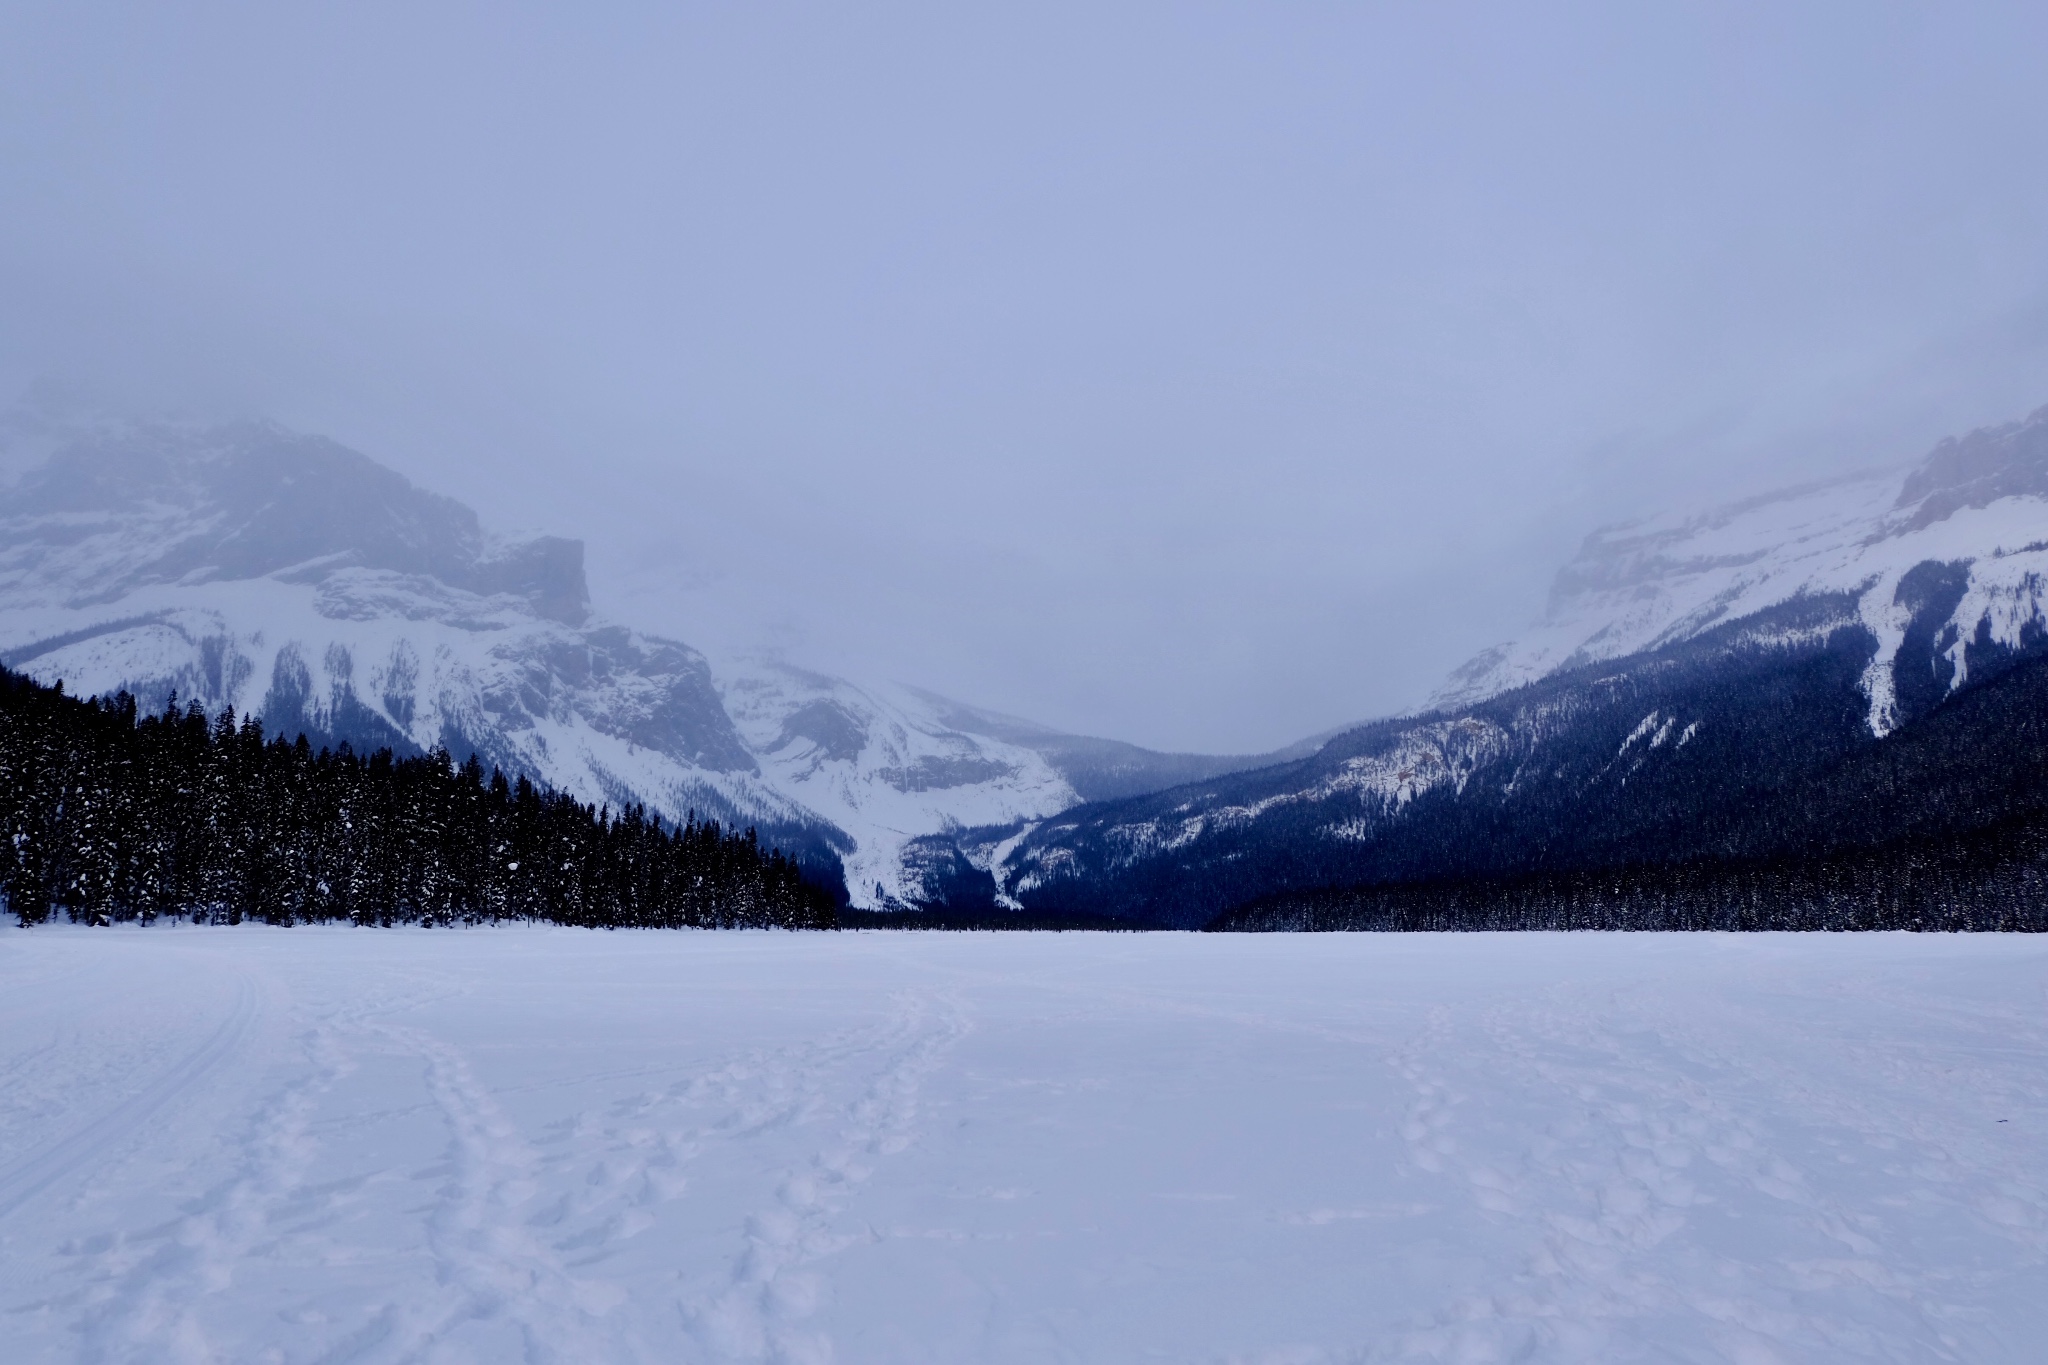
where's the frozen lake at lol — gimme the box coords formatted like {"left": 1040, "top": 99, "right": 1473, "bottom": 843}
{"left": 1, "top": 926, "right": 2042, "bottom": 1364}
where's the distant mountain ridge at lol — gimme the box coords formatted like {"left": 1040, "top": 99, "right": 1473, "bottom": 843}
{"left": 947, "top": 403, "right": 2048, "bottom": 926}
{"left": 1432, "top": 404, "right": 2048, "bottom": 731}
{"left": 899, "top": 686, "right": 1330, "bottom": 803}
{"left": 0, "top": 415, "right": 802, "bottom": 847}
{"left": 7, "top": 418, "right": 594, "bottom": 626}
{"left": 0, "top": 404, "right": 1291, "bottom": 905}
{"left": 17, "top": 399, "right": 2043, "bottom": 924}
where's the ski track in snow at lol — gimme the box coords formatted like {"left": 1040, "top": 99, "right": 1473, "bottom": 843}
{"left": 0, "top": 974, "right": 259, "bottom": 1225}
{"left": 0, "top": 928, "right": 2042, "bottom": 1364}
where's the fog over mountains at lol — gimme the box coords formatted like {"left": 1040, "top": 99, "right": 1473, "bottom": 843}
{"left": 1433, "top": 404, "right": 2048, "bottom": 728}
{"left": 0, "top": 404, "right": 1299, "bottom": 905}
{"left": 6, "top": 398, "right": 2048, "bottom": 915}
{"left": 978, "top": 404, "right": 2048, "bottom": 925}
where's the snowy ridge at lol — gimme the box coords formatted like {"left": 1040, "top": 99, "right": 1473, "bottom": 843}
{"left": 1016, "top": 716, "right": 1515, "bottom": 894}
{"left": 0, "top": 562, "right": 815, "bottom": 836}
{"left": 982, "top": 403, "right": 2048, "bottom": 926}
{"left": 1435, "top": 404, "right": 2048, "bottom": 733}
{"left": 0, "top": 408, "right": 1235, "bottom": 906}
{"left": 0, "top": 414, "right": 826, "bottom": 855}
{"left": 995, "top": 671, "right": 1725, "bottom": 916}
{"left": 718, "top": 661, "right": 1083, "bottom": 906}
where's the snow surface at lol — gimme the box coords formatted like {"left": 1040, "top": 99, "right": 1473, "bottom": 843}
{"left": 3, "top": 926, "right": 2042, "bottom": 1363}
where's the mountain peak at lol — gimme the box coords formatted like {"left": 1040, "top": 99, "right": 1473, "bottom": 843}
{"left": 1894, "top": 403, "right": 2048, "bottom": 532}
{"left": 1432, "top": 402, "right": 2048, "bottom": 716}
{"left": 4, "top": 418, "right": 589, "bottom": 624}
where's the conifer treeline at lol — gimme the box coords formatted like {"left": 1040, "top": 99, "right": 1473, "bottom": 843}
{"left": 0, "top": 668, "right": 836, "bottom": 929}
{"left": 1208, "top": 826, "right": 2048, "bottom": 932}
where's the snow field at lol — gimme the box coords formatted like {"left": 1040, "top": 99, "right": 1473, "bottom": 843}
{"left": 0, "top": 927, "right": 2042, "bottom": 1363}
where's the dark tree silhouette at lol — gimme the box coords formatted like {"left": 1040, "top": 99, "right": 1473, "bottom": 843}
{"left": 0, "top": 668, "right": 836, "bottom": 930}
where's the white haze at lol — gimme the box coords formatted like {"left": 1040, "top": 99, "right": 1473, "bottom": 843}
{"left": 4, "top": 3, "right": 2048, "bottom": 752}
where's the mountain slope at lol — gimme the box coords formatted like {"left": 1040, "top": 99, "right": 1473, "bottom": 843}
{"left": 0, "top": 417, "right": 836, "bottom": 866}
{"left": 1434, "top": 405, "right": 2048, "bottom": 734}
{"left": 0, "top": 408, "right": 1293, "bottom": 906}
{"left": 900, "top": 687, "right": 1329, "bottom": 802}
{"left": 988, "top": 404, "right": 2048, "bottom": 926}
{"left": 710, "top": 665, "right": 1316, "bottom": 906}
{"left": 715, "top": 662, "right": 1080, "bottom": 905}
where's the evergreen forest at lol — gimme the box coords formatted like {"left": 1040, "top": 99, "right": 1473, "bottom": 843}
{"left": 0, "top": 668, "right": 837, "bottom": 930}
{"left": 1207, "top": 632, "right": 2048, "bottom": 933}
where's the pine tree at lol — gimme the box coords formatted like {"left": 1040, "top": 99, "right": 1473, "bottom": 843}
{"left": 0, "top": 667, "right": 836, "bottom": 931}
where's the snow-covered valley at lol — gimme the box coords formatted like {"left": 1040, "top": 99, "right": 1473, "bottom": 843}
{"left": 2, "top": 926, "right": 2041, "bottom": 1363}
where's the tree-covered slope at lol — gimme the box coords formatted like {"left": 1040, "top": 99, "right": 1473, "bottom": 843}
{"left": 974, "top": 406, "right": 2048, "bottom": 929}
{"left": 0, "top": 668, "right": 836, "bottom": 929}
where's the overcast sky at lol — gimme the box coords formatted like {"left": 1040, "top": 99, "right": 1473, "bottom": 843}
{"left": 4, "top": 3, "right": 2048, "bottom": 752}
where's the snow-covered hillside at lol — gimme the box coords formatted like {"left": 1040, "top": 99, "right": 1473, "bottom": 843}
{"left": 718, "top": 661, "right": 1081, "bottom": 905}
{"left": 0, "top": 407, "right": 1271, "bottom": 906}
{"left": 986, "top": 402, "right": 2048, "bottom": 925}
{"left": 0, "top": 415, "right": 820, "bottom": 841}
{"left": 1436, "top": 404, "right": 2048, "bottom": 733}
{"left": 715, "top": 664, "right": 1321, "bottom": 907}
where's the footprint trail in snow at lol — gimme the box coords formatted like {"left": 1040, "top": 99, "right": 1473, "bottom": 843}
{"left": 0, "top": 925, "right": 2040, "bottom": 1364}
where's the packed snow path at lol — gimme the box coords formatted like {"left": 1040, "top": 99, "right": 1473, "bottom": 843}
{"left": 1, "top": 928, "right": 2042, "bottom": 1364}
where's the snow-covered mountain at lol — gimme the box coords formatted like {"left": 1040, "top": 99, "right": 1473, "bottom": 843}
{"left": 716, "top": 664, "right": 1078, "bottom": 905}
{"left": 0, "top": 414, "right": 819, "bottom": 838}
{"left": 1434, "top": 404, "right": 2048, "bottom": 734}
{"left": 24, "top": 399, "right": 2039, "bottom": 922}
{"left": 713, "top": 667, "right": 1319, "bottom": 907}
{"left": 0, "top": 406, "right": 1287, "bottom": 906}
{"left": 979, "top": 403, "right": 2048, "bottom": 925}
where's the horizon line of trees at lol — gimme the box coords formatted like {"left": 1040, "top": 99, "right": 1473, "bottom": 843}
{"left": 0, "top": 667, "right": 837, "bottom": 930}
{"left": 1209, "top": 812, "right": 2048, "bottom": 932}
